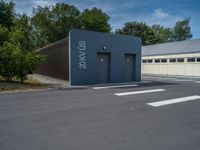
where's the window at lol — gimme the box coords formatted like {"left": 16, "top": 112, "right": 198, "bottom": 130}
{"left": 169, "top": 58, "right": 176, "bottom": 63}
{"left": 197, "top": 58, "right": 200, "bottom": 62}
{"left": 155, "top": 59, "right": 160, "bottom": 63}
{"left": 142, "top": 59, "right": 147, "bottom": 63}
{"left": 177, "top": 58, "right": 184, "bottom": 62}
{"left": 161, "top": 59, "right": 167, "bottom": 63}
{"left": 147, "top": 59, "right": 153, "bottom": 63}
{"left": 187, "top": 58, "right": 195, "bottom": 62}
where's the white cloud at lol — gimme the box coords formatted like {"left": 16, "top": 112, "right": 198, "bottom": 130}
{"left": 153, "top": 8, "right": 169, "bottom": 19}
{"left": 137, "top": 8, "right": 181, "bottom": 28}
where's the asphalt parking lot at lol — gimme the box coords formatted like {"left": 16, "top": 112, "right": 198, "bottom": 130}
{"left": 1, "top": 76, "right": 200, "bottom": 150}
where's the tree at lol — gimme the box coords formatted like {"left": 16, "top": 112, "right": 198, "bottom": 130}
{"left": 0, "top": 25, "right": 9, "bottom": 46}
{"left": 173, "top": 18, "right": 192, "bottom": 41}
{"left": 31, "top": 3, "right": 81, "bottom": 48}
{"left": 31, "top": 6, "right": 51, "bottom": 48}
{"left": 0, "top": 0, "right": 15, "bottom": 29}
{"left": 80, "top": 7, "right": 111, "bottom": 32}
{"left": 51, "top": 3, "right": 81, "bottom": 41}
{"left": 0, "top": 12, "right": 44, "bottom": 83}
{"left": 151, "top": 24, "right": 173, "bottom": 43}
{"left": 116, "top": 21, "right": 156, "bottom": 45}
{"left": 8, "top": 17, "right": 44, "bottom": 83}
{"left": 0, "top": 0, "right": 15, "bottom": 46}
{"left": 10, "top": 14, "right": 35, "bottom": 52}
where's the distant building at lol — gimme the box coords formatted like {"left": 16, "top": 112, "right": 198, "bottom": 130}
{"left": 36, "top": 29, "right": 141, "bottom": 85}
{"left": 142, "top": 39, "right": 200, "bottom": 77}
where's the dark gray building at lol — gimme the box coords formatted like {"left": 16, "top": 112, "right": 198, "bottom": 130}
{"left": 36, "top": 29, "right": 141, "bottom": 85}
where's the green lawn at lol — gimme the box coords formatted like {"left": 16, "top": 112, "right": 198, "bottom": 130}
{"left": 0, "top": 76, "right": 53, "bottom": 92}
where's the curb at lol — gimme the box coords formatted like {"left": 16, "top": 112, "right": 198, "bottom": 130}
{"left": 54, "top": 85, "right": 89, "bottom": 90}
{"left": 0, "top": 88, "right": 54, "bottom": 94}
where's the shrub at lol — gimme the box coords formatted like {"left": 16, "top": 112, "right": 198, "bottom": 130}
{"left": 0, "top": 42, "right": 44, "bottom": 83}
{"left": 0, "top": 42, "right": 19, "bottom": 81}
{"left": 15, "top": 51, "right": 44, "bottom": 83}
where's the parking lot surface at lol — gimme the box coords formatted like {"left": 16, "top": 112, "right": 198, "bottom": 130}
{"left": 0, "top": 76, "right": 200, "bottom": 150}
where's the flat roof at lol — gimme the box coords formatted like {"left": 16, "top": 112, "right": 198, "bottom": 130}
{"left": 142, "top": 39, "right": 200, "bottom": 56}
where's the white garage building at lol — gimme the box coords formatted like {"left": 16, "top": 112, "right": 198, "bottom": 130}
{"left": 142, "top": 39, "right": 200, "bottom": 77}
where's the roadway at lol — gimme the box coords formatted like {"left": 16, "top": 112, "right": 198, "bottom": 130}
{"left": 0, "top": 76, "right": 200, "bottom": 150}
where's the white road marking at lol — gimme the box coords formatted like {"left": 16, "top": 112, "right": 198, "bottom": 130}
{"left": 157, "top": 78, "right": 176, "bottom": 80}
{"left": 141, "top": 81, "right": 152, "bottom": 83}
{"left": 174, "top": 79, "right": 193, "bottom": 82}
{"left": 93, "top": 84, "right": 138, "bottom": 90}
{"left": 114, "top": 89, "right": 166, "bottom": 96}
{"left": 147, "top": 95, "right": 200, "bottom": 107}
{"left": 195, "top": 81, "right": 200, "bottom": 83}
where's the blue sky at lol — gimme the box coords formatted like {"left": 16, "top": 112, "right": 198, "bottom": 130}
{"left": 5, "top": 0, "right": 200, "bottom": 39}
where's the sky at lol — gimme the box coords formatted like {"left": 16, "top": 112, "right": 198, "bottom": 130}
{"left": 5, "top": 0, "right": 200, "bottom": 39}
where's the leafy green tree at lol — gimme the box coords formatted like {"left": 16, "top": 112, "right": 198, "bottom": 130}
{"left": 31, "top": 6, "right": 51, "bottom": 48}
{"left": 51, "top": 3, "right": 81, "bottom": 40}
{"left": 116, "top": 21, "right": 156, "bottom": 45}
{"left": 0, "top": 0, "right": 15, "bottom": 46}
{"left": 10, "top": 14, "right": 35, "bottom": 52}
{"left": 173, "top": 18, "right": 192, "bottom": 41}
{"left": 0, "top": 25, "right": 9, "bottom": 46}
{"left": 8, "top": 18, "right": 44, "bottom": 83}
{"left": 0, "top": 0, "right": 15, "bottom": 29}
{"left": 80, "top": 7, "right": 111, "bottom": 32}
{"left": 31, "top": 3, "right": 81, "bottom": 48}
{"left": 151, "top": 24, "right": 173, "bottom": 43}
{"left": 0, "top": 14, "right": 44, "bottom": 83}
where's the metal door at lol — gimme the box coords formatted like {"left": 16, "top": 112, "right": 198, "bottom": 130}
{"left": 97, "top": 53, "right": 110, "bottom": 83}
{"left": 125, "top": 54, "right": 135, "bottom": 81}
